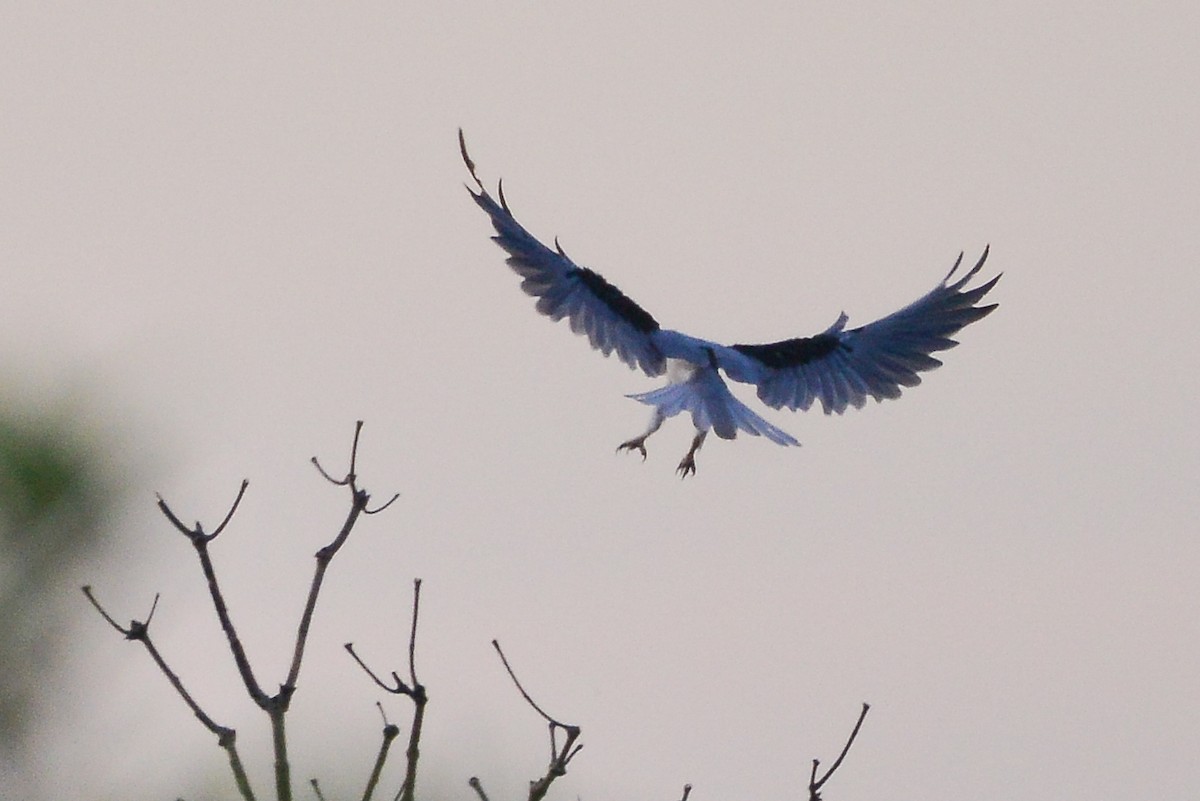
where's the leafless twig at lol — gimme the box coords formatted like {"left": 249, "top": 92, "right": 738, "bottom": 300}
{"left": 808, "top": 702, "right": 870, "bottom": 801}
{"left": 356, "top": 704, "right": 400, "bottom": 801}
{"left": 80, "top": 586, "right": 256, "bottom": 801}
{"left": 467, "top": 776, "right": 491, "bottom": 801}
{"left": 346, "top": 579, "right": 427, "bottom": 801}
{"left": 291, "top": 422, "right": 388, "bottom": 690}
{"left": 491, "top": 639, "right": 583, "bottom": 801}
{"left": 156, "top": 480, "right": 269, "bottom": 707}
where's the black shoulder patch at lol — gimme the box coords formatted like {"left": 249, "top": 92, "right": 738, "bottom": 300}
{"left": 572, "top": 267, "right": 660, "bottom": 334}
{"left": 732, "top": 334, "right": 842, "bottom": 369}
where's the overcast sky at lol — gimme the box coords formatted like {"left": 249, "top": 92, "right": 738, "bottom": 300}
{"left": 3, "top": 3, "right": 1198, "bottom": 800}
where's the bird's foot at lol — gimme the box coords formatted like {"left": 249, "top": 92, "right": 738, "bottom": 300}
{"left": 676, "top": 454, "right": 698, "bottom": 478}
{"left": 676, "top": 430, "right": 706, "bottom": 478}
{"left": 616, "top": 437, "right": 648, "bottom": 461}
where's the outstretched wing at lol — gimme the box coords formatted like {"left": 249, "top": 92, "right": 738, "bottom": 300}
{"left": 726, "top": 249, "right": 1000, "bottom": 414}
{"left": 461, "top": 132, "right": 666, "bottom": 377}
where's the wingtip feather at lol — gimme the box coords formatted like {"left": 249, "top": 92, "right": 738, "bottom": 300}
{"left": 459, "top": 128, "right": 485, "bottom": 191}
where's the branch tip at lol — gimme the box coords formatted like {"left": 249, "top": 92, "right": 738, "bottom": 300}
{"left": 809, "top": 702, "right": 871, "bottom": 800}
{"left": 349, "top": 420, "right": 365, "bottom": 475}
{"left": 310, "top": 455, "right": 346, "bottom": 485}
{"left": 407, "top": 579, "right": 423, "bottom": 687}
{"left": 365, "top": 492, "right": 400, "bottom": 515}
{"left": 468, "top": 777, "right": 491, "bottom": 801}
{"left": 344, "top": 642, "right": 410, "bottom": 695}
{"left": 144, "top": 592, "right": 161, "bottom": 626}
{"left": 492, "top": 639, "right": 582, "bottom": 801}
{"left": 210, "top": 480, "right": 250, "bottom": 538}
{"left": 81, "top": 585, "right": 126, "bottom": 634}
{"left": 492, "top": 640, "right": 575, "bottom": 733}
{"left": 374, "top": 701, "right": 390, "bottom": 727}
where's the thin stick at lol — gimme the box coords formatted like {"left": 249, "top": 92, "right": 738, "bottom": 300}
{"left": 468, "top": 777, "right": 491, "bottom": 801}
{"left": 285, "top": 492, "right": 367, "bottom": 689}
{"left": 361, "top": 708, "right": 400, "bottom": 801}
{"left": 210, "top": 480, "right": 250, "bottom": 538}
{"left": 346, "top": 643, "right": 409, "bottom": 694}
{"left": 491, "top": 640, "right": 567, "bottom": 729}
{"left": 407, "top": 579, "right": 422, "bottom": 688}
{"left": 396, "top": 578, "right": 426, "bottom": 801}
{"left": 808, "top": 702, "right": 870, "bottom": 801}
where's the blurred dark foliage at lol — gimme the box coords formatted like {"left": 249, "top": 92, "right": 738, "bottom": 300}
{"left": 0, "top": 408, "right": 118, "bottom": 755}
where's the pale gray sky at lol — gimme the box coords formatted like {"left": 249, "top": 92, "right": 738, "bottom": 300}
{"left": 3, "top": 3, "right": 1198, "bottom": 800}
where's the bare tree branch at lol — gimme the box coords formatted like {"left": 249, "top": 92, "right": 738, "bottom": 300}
{"left": 285, "top": 493, "right": 367, "bottom": 690}
{"left": 345, "top": 580, "right": 428, "bottom": 801}
{"left": 310, "top": 419, "right": 363, "bottom": 489}
{"left": 156, "top": 482, "right": 270, "bottom": 707}
{"left": 491, "top": 640, "right": 568, "bottom": 731}
{"left": 808, "top": 702, "right": 870, "bottom": 801}
{"left": 87, "top": 420, "right": 867, "bottom": 801}
{"left": 467, "top": 777, "right": 491, "bottom": 801}
{"left": 345, "top": 643, "right": 410, "bottom": 694}
{"left": 491, "top": 640, "right": 583, "bottom": 801}
{"left": 396, "top": 579, "right": 427, "bottom": 801}
{"left": 361, "top": 704, "right": 400, "bottom": 801}
{"left": 266, "top": 421, "right": 396, "bottom": 801}
{"left": 270, "top": 704, "right": 293, "bottom": 801}
{"left": 210, "top": 479, "right": 250, "bottom": 538}
{"left": 90, "top": 422, "right": 397, "bottom": 801}
{"left": 365, "top": 492, "right": 401, "bottom": 515}
{"left": 81, "top": 586, "right": 256, "bottom": 801}
{"left": 288, "top": 421, "right": 398, "bottom": 690}
{"left": 407, "top": 578, "right": 422, "bottom": 690}
{"left": 155, "top": 479, "right": 249, "bottom": 543}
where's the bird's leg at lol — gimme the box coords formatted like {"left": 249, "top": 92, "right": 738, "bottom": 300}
{"left": 617, "top": 410, "right": 665, "bottom": 461}
{"left": 676, "top": 430, "right": 708, "bottom": 478}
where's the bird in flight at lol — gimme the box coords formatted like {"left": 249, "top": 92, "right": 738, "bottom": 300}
{"left": 460, "top": 131, "right": 999, "bottom": 477}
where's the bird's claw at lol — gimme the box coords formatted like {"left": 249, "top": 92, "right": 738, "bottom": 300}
{"left": 676, "top": 456, "right": 697, "bottom": 478}
{"left": 616, "top": 439, "right": 648, "bottom": 461}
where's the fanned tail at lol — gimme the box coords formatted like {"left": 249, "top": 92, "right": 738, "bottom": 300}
{"left": 628, "top": 379, "right": 799, "bottom": 447}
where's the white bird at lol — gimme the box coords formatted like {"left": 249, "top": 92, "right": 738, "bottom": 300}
{"left": 461, "top": 131, "right": 1000, "bottom": 477}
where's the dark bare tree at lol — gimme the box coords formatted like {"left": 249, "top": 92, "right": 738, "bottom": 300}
{"left": 85, "top": 421, "right": 870, "bottom": 800}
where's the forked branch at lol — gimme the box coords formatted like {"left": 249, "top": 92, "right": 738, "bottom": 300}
{"left": 344, "top": 579, "right": 427, "bottom": 801}
{"left": 156, "top": 479, "right": 269, "bottom": 707}
{"left": 289, "top": 422, "right": 396, "bottom": 692}
{"left": 491, "top": 639, "right": 583, "bottom": 801}
{"left": 89, "top": 421, "right": 396, "bottom": 801}
{"left": 81, "top": 586, "right": 256, "bottom": 801}
{"left": 808, "top": 702, "right": 870, "bottom": 801}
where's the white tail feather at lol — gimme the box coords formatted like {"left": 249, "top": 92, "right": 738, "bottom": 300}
{"left": 627, "top": 367, "right": 799, "bottom": 447}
